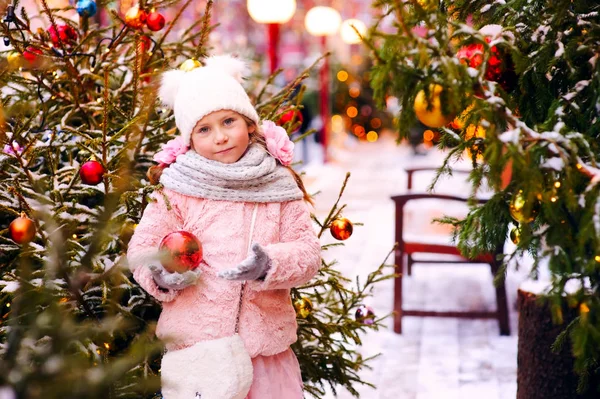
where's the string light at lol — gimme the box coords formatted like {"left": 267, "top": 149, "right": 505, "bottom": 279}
{"left": 554, "top": 182, "right": 561, "bottom": 188}
{"left": 346, "top": 106, "right": 358, "bottom": 118}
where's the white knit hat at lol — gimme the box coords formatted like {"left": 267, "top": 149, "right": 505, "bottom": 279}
{"left": 158, "top": 55, "right": 260, "bottom": 145}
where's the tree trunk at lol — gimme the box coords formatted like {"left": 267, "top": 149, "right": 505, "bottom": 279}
{"left": 517, "top": 289, "right": 598, "bottom": 399}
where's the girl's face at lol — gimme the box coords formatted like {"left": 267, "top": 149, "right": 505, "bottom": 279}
{"left": 190, "top": 110, "right": 255, "bottom": 163}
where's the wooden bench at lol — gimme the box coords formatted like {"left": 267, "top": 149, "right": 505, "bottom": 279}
{"left": 391, "top": 167, "right": 510, "bottom": 336}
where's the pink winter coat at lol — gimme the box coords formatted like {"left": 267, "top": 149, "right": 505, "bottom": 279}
{"left": 127, "top": 188, "right": 321, "bottom": 358}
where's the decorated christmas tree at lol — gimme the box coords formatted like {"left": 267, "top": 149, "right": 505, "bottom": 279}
{"left": 366, "top": 0, "right": 600, "bottom": 393}
{"left": 0, "top": 0, "right": 394, "bottom": 397}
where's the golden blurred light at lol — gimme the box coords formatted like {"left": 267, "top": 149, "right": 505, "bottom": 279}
{"left": 366, "top": 131, "right": 378, "bottom": 142}
{"left": 331, "top": 115, "right": 344, "bottom": 133}
{"left": 337, "top": 70, "right": 348, "bottom": 82}
{"left": 346, "top": 106, "right": 358, "bottom": 118}
{"left": 72, "top": 234, "right": 77, "bottom": 239}
{"left": 6, "top": 303, "right": 10, "bottom": 308}
{"left": 370, "top": 118, "right": 382, "bottom": 129}
{"left": 349, "top": 87, "right": 360, "bottom": 98}
{"left": 595, "top": 255, "right": 600, "bottom": 262}
{"left": 554, "top": 181, "right": 561, "bottom": 188}
{"left": 104, "top": 343, "right": 110, "bottom": 349}
{"left": 550, "top": 196, "right": 558, "bottom": 202}
{"left": 423, "top": 129, "right": 435, "bottom": 141}
{"left": 340, "top": 18, "right": 367, "bottom": 44}
{"left": 247, "top": 0, "right": 296, "bottom": 23}
{"left": 580, "top": 303, "right": 590, "bottom": 313}
{"left": 304, "top": 6, "right": 341, "bottom": 36}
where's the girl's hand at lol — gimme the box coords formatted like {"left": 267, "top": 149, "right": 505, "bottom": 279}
{"left": 218, "top": 243, "right": 271, "bottom": 281}
{"left": 148, "top": 263, "right": 202, "bottom": 291}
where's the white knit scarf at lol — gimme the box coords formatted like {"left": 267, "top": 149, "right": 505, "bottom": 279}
{"left": 160, "top": 144, "right": 304, "bottom": 203}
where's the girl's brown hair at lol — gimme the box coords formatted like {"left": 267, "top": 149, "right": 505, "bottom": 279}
{"left": 148, "top": 115, "right": 314, "bottom": 206}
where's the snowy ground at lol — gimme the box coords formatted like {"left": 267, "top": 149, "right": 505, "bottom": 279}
{"left": 302, "top": 133, "right": 526, "bottom": 399}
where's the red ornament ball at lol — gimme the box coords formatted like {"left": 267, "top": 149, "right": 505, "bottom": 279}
{"left": 80, "top": 160, "right": 106, "bottom": 185}
{"left": 277, "top": 108, "right": 303, "bottom": 133}
{"left": 456, "top": 39, "right": 517, "bottom": 92}
{"left": 125, "top": 6, "right": 147, "bottom": 29}
{"left": 47, "top": 24, "right": 78, "bottom": 47}
{"left": 330, "top": 217, "right": 353, "bottom": 241}
{"left": 9, "top": 213, "right": 36, "bottom": 244}
{"left": 159, "top": 231, "right": 203, "bottom": 273}
{"left": 23, "top": 46, "right": 42, "bottom": 64}
{"left": 146, "top": 12, "right": 165, "bottom": 31}
{"left": 355, "top": 305, "right": 375, "bottom": 325}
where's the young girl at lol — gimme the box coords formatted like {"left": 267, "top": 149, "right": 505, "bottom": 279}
{"left": 127, "top": 55, "right": 321, "bottom": 399}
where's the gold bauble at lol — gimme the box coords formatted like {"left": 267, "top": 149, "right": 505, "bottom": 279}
{"left": 450, "top": 103, "right": 475, "bottom": 130}
{"left": 294, "top": 297, "right": 313, "bottom": 318}
{"left": 330, "top": 217, "right": 353, "bottom": 241}
{"left": 416, "top": 0, "right": 438, "bottom": 11}
{"left": 509, "top": 191, "right": 540, "bottom": 224}
{"left": 7, "top": 52, "right": 23, "bottom": 70}
{"left": 465, "top": 123, "right": 486, "bottom": 159}
{"left": 509, "top": 226, "right": 520, "bottom": 245}
{"left": 125, "top": 6, "right": 147, "bottom": 29}
{"left": 413, "top": 84, "right": 454, "bottom": 128}
{"left": 179, "top": 58, "right": 202, "bottom": 72}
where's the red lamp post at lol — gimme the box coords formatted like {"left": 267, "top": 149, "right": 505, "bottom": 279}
{"left": 305, "top": 6, "right": 341, "bottom": 163}
{"left": 247, "top": 0, "right": 297, "bottom": 74}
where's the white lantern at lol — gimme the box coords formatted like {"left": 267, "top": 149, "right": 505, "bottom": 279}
{"left": 247, "top": 0, "right": 296, "bottom": 24}
{"left": 304, "top": 6, "right": 342, "bottom": 36}
{"left": 340, "top": 19, "right": 367, "bottom": 44}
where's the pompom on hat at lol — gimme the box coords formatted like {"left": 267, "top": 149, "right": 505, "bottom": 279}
{"left": 159, "top": 55, "right": 260, "bottom": 145}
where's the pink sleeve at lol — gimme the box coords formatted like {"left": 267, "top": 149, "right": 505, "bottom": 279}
{"left": 127, "top": 189, "right": 184, "bottom": 302}
{"left": 251, "top": 200, "right": 321, "bottom": 291}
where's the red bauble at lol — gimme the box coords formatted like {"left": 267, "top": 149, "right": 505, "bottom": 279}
{"left": 80, "top": 160, "right": 106, "bottom": 185}
{"left": 125, "top": 6, "right": 147, "bottom": 29}
{"left": 159, "top": 231, "right": 203, "bottom": 273}
{"left": 277, "top": 108, "right": 303, "bottom": 133}
{"left": 146, "top": 12, "right": 165, "bottom": 31}
{"left": 9, "top": 213, "right": 36, "bottom": 244}
{"left": 457, "top": 39, "right": 517, "bottom": 92}
{"left": 47, "top": 24, "right": 78, "bottom": 47}
{"left": 23, "top": 46, "right": 42, "bottom": 64}
{"left": 330, "top": 218, "right": 353, "bottom": 241}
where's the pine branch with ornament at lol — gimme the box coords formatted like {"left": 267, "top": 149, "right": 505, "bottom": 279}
{"left": 0, "top": 0, "right": 394, "bottom": 397}
{"left": 295, "top": 172, "right": 396, "bottom": 397}
{"left": 366, "top": 0, "right": 600, "bottom": 390}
